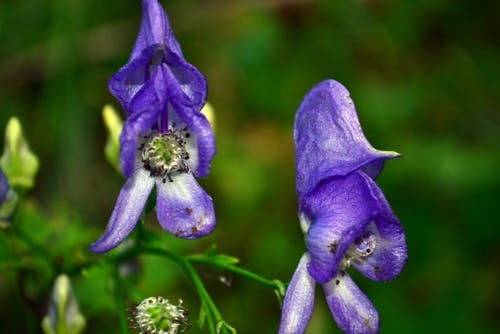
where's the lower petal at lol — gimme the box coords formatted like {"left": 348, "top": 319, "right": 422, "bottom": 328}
{"left": 279, "top": 253, "right": 316, "bottom": 334}
{"left": 352, "top": 172, "right": 407, "bottom": 281}
{"left": 323, "top": 272, "right": 379, "bottom": 334}
{"left": 302, "top": 173, "right": 377, "bottom": 283}
{"left": 89, "top": 168, "right": 154, "bottom": 253}
{"left": 156, "top": 173, "right": 215, "bottom": 239}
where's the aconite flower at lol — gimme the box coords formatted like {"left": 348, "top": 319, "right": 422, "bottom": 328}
{"left": 279, "top": 80, "right": 407, "bottom": 334}
{"left": 90, "top": 0, "right": 215, "bottom": 253}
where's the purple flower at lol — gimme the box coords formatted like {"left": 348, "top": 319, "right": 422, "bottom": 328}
{"left": 90, "top": 0, "right": 215, "bottom": 253}
{"left": 0, "top": 167, "right": 18, "bottom": 226}
{"left": 279, "top": 80, "right": 407, "bottom": 334}
{"left": 0, "top": 168, "right": 10, "bottom": 204}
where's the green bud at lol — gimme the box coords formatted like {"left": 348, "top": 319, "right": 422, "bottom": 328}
{"left": 0, "top": 117, "right": 39, "bottom": 190}
{"left": 103, "top": 104, "right": 123, "bottom": 174}
{"left": 41, "top": 274, "right": 86, "bottom": 334}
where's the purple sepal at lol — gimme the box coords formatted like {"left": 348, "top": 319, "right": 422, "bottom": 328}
{"left": 89, "top": 168, "right": 154, "bottom": 253}
{"left": 279, "top": 253, "right": 316, "bottom": 334}
{"left": 294, "top": 79, "right": 399, "bottom": 199}
{"left": 302, "top": 172, "right": 377, "bottom": 283}
{"left": 323, "top": 272, "right": 379, "bottom": 334}
{"left": 166, "top": 104, "right": 215, "bottom": 177}
{"left": 109, "top": 0, "right": 206, "bottom": 115}
{"left": 352, "top": 173, "right": 407, "bottom": 281}
{"left": 0, "top": 168, "right": 9, "bottom": 204}
{"left": 160, "top": 65, "right": 215, "bottom": 177}
{"left": 120, "top": 110, "right": 160, "bottom": 178}
{"left": 156, "top": 173, "right": 215, "bottom": 239}
{"left": 131, "top": 0, "right": 183, "bottom": 61}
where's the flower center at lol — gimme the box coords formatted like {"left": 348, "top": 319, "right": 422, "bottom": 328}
{"left": 141, "top": 131, "right": 189, "bottom": 182}
{"left": 352, "top": 232, "right": 377, "bottom": 257}
{"left": 131, "top": 297, "right": 190, "bottom": 334}
{"left": 340, "top": 224, "right": 378, "bottom": 270}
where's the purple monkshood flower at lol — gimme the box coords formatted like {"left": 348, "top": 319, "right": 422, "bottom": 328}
{"left": 279, "top": 80, "right": 407, "bottom": 334}
{"left": 90, "top": 0, "right": 215, "bottom": 253}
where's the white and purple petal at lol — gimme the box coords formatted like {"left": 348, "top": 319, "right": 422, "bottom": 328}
{"left": 156, "top": 173, "right": 215, "bottom": 239}
{"left": 279, "top": 253, "right": 316, "bottom": 334}
{"left": 120, "top": 110, "right": 160, "bottom": 178}
{"left": 90, "top": 168, "right": 154, "bottom": 253}
{"left": 323, "top": 272, "right": 379, "bottom": 334}
{"left": 302, "top": 172, "right": 378, "bottom": 283}
{"left": 351, "top": 172, "right": 407, "bottom": 281}
{"left": 294, "top": 79, "right": 399, "bottom": 199}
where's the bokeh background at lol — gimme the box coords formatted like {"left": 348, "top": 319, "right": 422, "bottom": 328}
{"left": 0, "top": 0, "right": 498, "bottom": 333}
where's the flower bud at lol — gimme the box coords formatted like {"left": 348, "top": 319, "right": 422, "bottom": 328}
{"left": 41, "top": 274, "right": 86, "bottom": 334}
{"left": 0, "top": 117, "right": 39, "bottom": 190}
{"left": 102, "top": 104, "right": 123, "bottom": 173}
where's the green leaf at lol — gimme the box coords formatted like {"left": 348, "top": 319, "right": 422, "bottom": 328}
{"left": 197, "top": 301, "right": 208, "bottom": 329}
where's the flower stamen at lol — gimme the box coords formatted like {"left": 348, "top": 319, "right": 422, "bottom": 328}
{"left": 141, "top": 131, "right": 190, "bottom": 182}
{"left": 340, "top": 224, "right": 378, "bottom": 271}
{"left": 130, "top": 297, "right": 190, "bottom": 334}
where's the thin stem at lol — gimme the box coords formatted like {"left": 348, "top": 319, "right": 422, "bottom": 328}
{"left": 112, "top": 264, "right": 130, "bottom": 334}
{"left": 188, "top": 254, "right": 283, "bottom": 291}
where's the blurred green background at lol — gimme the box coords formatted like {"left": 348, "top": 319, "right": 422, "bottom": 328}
{"left": 0, "top": 0, "right": 498, "bottom": 333}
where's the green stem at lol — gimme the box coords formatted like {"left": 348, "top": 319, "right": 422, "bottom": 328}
{"left": 112, "top": 264, "right": 130, "bottom": 334}
{"left": 110, "top": 246, "right": 226, "bottom": 333}
{"left": 188, "top": 254, "right": 281, "bottom": 291}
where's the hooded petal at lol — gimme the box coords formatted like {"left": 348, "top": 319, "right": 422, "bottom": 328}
{"left": 90, "top": 168, "right": 154, "bottom": 253}
{"left": 131, "top": 0, "right": 183, "bottom": 60}
{"left": 303, "top": 172, "right": 377, "bottom": 283}
{"left": 294, "top": 79, "right": 399, "bottom": 199}
{"left": 351, "top": 172, "right": 407, "bottom": 281}
{"left": 279, "top": 253, "right": 316, "bottom": 334}
{"left": 156, "top": 173, "right": 215, "bottom": 239}
{"left": 323, "top": 272, "right": 379, "bottom": 334}
{"left": 112, "top": 0, "right": 206, "bottom": 114}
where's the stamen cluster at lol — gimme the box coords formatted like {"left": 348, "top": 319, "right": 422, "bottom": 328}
{"left": 130, "top": 297, "right": 190, "bottom": 334}
{"left": 141, "top": 131, "right": 190, "bottom": 182}
{"left": 341, "top": 225, "right": 378, "bottom": 270}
